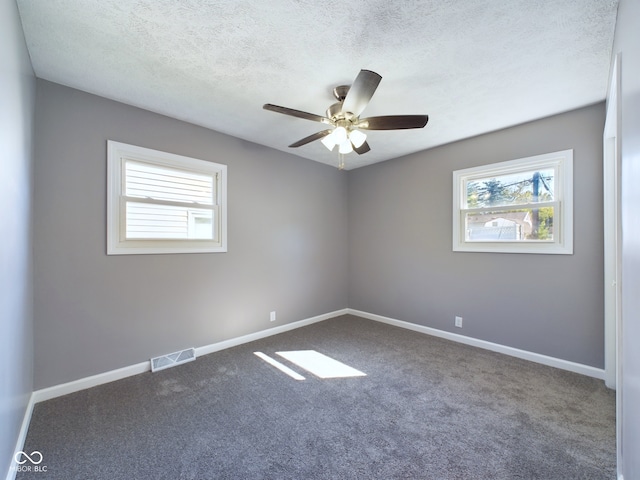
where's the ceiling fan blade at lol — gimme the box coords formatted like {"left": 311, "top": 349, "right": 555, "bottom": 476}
{"left": 288, "top": 129, "right": 333, "bottom": 148}
{"left": 358, "top": 115, "right": 429, "bottom": 130}
{"left": 341, "top": 70, "right": 382, "bottom": 117}
{"left": 263, "top": 104, "right": 331, "bottom": 124}
{"left": 353, "top": 140, "right": 371, "bottom": 155}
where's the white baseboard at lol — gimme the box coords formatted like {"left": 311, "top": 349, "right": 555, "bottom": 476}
{"left": 348, "top": 309, "right": 605, "bottom": 380}
{"left": 5, "top": 393, "right": 35, "bottom": 480}
{"left": 32, "top": 308, "right": 348, "bottom": 404}
{"left": 195, "top": 309, "right": 347, "bottom": 357}
{"left": 32, "top": 360, "right": 150, "bottom": 404}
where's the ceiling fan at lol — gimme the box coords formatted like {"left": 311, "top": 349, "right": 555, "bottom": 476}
{"left": 263, "top": 69, "right": 429, "bottom": 169}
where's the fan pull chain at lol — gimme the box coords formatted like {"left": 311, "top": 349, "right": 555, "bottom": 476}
{"left": 338, "top": 153, "right": 345, "bottom": 170}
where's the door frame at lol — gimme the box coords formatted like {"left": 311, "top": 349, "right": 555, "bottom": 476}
{"left": 603, "top": 52, "right": 622, "bottom": 475}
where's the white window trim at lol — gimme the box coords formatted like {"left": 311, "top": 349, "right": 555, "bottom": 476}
{"left": 452, "top": 149, "right": 573, "bottom": 254}
{"left": 107, "top": 141, "right": 227, "bottom": 255}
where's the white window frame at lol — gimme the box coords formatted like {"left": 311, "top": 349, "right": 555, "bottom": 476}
{"left": 452, "top": 149, "right": 573, "bottom": 254}
{"left": 107, "top": 141, "right": 227, "bottom": 255}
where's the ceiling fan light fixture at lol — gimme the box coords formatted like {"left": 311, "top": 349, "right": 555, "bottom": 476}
{"left": 320, "top": 134, "right": 337, "bottom": 151}
{"left": 338, "top": 140, "right": 353, "bottom": 154}
{"left": 333, "top": 126, "right": 348, "bottom": 144}
{"left": 263, "top": 69, "right": 429, "bottom": 168}
{"left": 349, "top": 129, "right": 367, "bottom": 148}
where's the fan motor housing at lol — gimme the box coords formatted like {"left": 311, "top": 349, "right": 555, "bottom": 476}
{"left": 326, "top": 102, "right": 343, "bottom": 120}
{"left": 326, "top": 96, "right": 357, "bottom": 123}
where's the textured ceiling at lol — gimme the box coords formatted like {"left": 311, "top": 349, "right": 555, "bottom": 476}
{"left": 16, "top": 0, "right": 618, "bottom": 170}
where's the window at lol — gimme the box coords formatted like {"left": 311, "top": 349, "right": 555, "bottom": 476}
{"left": 107, "top": 141, "right": 227, "bottom": 255}
{"left": 452, "top": 150, "right": 573, "bottom": 254}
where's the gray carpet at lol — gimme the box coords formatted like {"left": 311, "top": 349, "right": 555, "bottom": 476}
{"left": 18, "top": 315, "right": 616, "bottom": 479}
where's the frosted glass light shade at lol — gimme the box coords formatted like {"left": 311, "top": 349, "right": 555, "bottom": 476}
{"left": 349, "top": 129, "right": 367, "bottom": 148}
{"left": 321, "top": 134, "right": 337, "bottom": 151}
{"left": 338, "top": 140, "right": 353, "bottom": 154}
{"left": 333, "top": 126, "right": 348, "bottom": 143}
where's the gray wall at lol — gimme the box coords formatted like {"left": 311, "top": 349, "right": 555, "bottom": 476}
{"left": 0, "top": 0, "right": 35, "bottom": 476}
{"left": 33, "top": 80, "right": 348, "bottom": 389}
{"left": 348, "top": 103, "right": 605, "bottom": 368}
{"left": 612, "top": 0, "right": 640, "bottom": 476}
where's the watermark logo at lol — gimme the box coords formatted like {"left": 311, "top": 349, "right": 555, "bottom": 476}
{"left": 12, "top": 451, "right": 47, "bottom": 473}
{"left": 14, "top": 451, "right": 43, "bottom": 465}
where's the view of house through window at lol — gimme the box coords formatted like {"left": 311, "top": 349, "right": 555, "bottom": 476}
{"left": 124, "top": 160, "right": 215, "bottom": 240}
{"left": 453, "top": 150, "right": 573, "bottom": 254}
{"left": 465, "top": 167, "right": 555, "bottom": 242}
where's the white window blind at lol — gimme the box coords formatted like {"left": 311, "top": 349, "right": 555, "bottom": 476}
{"left": 107, "top": 141, "right": 227, "bottom": 255}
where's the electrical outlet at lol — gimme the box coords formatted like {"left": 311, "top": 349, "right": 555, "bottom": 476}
{"left": 455, "top": 316, "right": 463, "bottom": 328}
{"left": 270, "top": 311, "right": 276, "bottom": 322}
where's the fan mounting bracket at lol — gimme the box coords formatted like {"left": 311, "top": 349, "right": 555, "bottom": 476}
{"left": 332, "top": 85, "right": 350, "bottom": 101}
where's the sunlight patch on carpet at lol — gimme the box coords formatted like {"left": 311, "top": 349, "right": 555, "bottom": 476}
{"left": 254, "top": 352, "right": 305, "bottom": 380}
{"left": 276, "top": 350, "right": 366, "bottom": 379}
